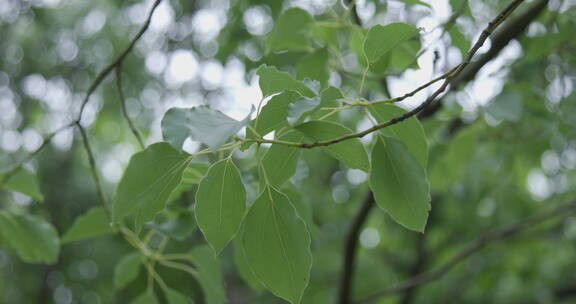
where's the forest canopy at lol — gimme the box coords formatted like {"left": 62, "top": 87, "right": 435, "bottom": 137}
{"left": 1, "top": 0, "right": 576, "bottom": 303}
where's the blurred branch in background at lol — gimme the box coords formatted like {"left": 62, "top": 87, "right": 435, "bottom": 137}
{"left": 0, "top": 0, "right": 162, "bottom": 189}
{"left": 358, "top": 199, "right": 576, "bottom": 303}
{"left": 419, "top": 0, "right": 550, "bottom": 119}
{"left": 338, "top": 1, "right": 531, "bottom": 302}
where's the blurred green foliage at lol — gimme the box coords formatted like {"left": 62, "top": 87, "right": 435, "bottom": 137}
{"left": 1, "top": 0, "right": 576, "bottom": 303}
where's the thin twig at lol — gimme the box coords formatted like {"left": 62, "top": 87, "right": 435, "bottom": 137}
{"left": 419, "top": 0, "right": 549, "bottom": 119}
{"left": 357, "top": 200, "right": 576, "bottom": 303}
{"left": 0, "top": 122, "right": 76, "bottom": 187}
{"left": 116, "top": 64, "right": 145, "bottom": 149}
{"left": 76, "top": 123, "right": 109, "bottom": 213}
{"left": 77, "top": 0, "right": 162, "bottom": 120}
{"left": 0, "top": 0, "right": 162, "bottom": 187}
{"left": 241, "top": 0, "right": 526, "bottom": 150}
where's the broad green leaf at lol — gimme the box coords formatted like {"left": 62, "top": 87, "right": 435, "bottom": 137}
{"left": 250, "top": 91, "right": 302, "bottom": 138}
{"left": 257, "top": 65, "right": 316, "bottom": 98}
{"left": 350, "top": 29, "right": 368, "bottom": 66}
{"left": 485, "top": 91, "right": 523, "bottom": 122}
{"left": 309, "top": 86, "right": 345, "bottom": 122}
{"left": 112, "top": 143, "right": 191, "bottom": 227}
{"left": 295, "top": 121, "right": 370, "bottom": 171}
{"left": 114, "top": 252, "right": 142, "bottom": 289}
{"left": 129, "top": 293, "right": 158, "bottom": 304}
{"left": 368, "top": 103, "right": 428, "bottom": 166}
{"left": 149, "top": 208, "right": 196, "bottom": 241}
{"left": 296, "top": 48, "right": 329, "bottom": 87}
{"left": 168, "top": 162, "right": 211, "bottom": 202}
{"left": 266, "top": 8, "right": 314, "bottom": 52}
{"left": 162, "top": 106, "right": 252, "bottom": 150}
{"left": 0, "top": 169, "right": 43, "bottom": 201}
{"left": 369, "top": 136, "right": 430, "bottom": 232}
{"left": 189, "top": 245, "right": 226, "bottom": 304}
{"left": 310, "top": 23, "right": 339, "bottom": 47}
{"left": 0, "top": 211, "right": 59, "bottom": 264}
{"left": 281, "top": 183, "right": 316, "bottom": 235}
{"left": 242, "top": 186, "right": 312, "bottom": 303}
{"left": 448, "top": 26, "right": 470, "bottom": 56}
{"left": 363, "top": 23, "right": 420, "bottom": 64}
{"left": 62, "top": 207, "right": 113, "bottom": 243}
{"left": 181, "top": 162, "right": 210, "bottom": 185}
{"left": 165, "top": 287, "right": 193, "bottom": 304}
{"left": 233, "top": 228, "right": 265, "bottom": 292}
{"left": 287, "top": 96, "right": 321, "bottom": 125}
{"left": 260, "top": 132, "right": 304, "bottom": 188}
{"left": 389, "top": 40, "right": 421, "bottom": 71}
{"left": 195, "top": 158, "right": 246, "bottom": 254}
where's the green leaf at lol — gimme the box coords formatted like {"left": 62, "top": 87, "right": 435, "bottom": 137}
{"left": 0, "top": 169, "right": 43, "bottom": 201}
{"left": 281, "top": 183, "right": 316, "bottom": 235}
{"left": 295, "top": 121, "right": 370, "bottom": 171}
{"left": 363, "top": 23, "right": 420, "bottom": 64}
{"left": 250, "top": 91, "right": 302, "bottom": 138}
{"left": 266, "top": 8, "right": 314, "bottom": 53}
{"left": 260, "top": 131, "right": 304, "bottom": 188}
{"left": 129, "top": 293, "right": 158, "bottom": 304}
{"left": 309, "top": 86, "right": 345, "bottom": 122}
{"left": 234, "top": 228, "right": 265, "bottom": 292}
{"left": 149, "top": 209, "right": 196, "bottom": 241}
{"left": 168, "top": 162, "right": 211, "bottom": 202}
{"left": 485, "top": 91, "right": 523, "bottom": 122}
{"left": 164, "top": 287, "right": 193, "bottom": 304}
{"left": 448, "top": 26, "right": 470, "bottom": 56}
{"left": 296, "top": 48, "right": 329, "bottom": 87}
{"left": 257, "top": 65, "right": 316, "bottom": 98}
{"left": 162, "top": 106, "right": 252, "bottom": 150}
{"left": 112, "top": 143, "right": 191, "bottom": 227}
{"left": 0, "top": 211, "right": 59, "bottom": 264}
{"left": 114, "top": 252, "right": 142, "bottom": 289}
{"left": 368, "top": 103, "right": 428, "bottom": 166}
{"left": 242, "top": 186, "right": 312, "bottom": 303}
{"left": 62, "top": 207, "right": 113, "bottom": 243}
{"left": 287, "top": 96, "right": 321, "bottom": 125}
{"left": 189, "top": 245, "right": 226, "bottom": 304}
{"left": 369, "top": 136, "right": 431, "bottom": 232}
{"left": 310, "top": 23, "right": 339, "bottom": 48}
{"left": 181, "top": 162, "right": 210, "bottom": 185}
{"left": 195, "top": 158, "right": 246, "bottom": 254}
{"left": 389, "top": 40, "right": 421, "bottom": 71}
{"left": 350, "top": 29, "right": 368, "bottom": 67}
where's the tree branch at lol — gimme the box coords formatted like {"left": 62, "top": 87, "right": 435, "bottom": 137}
{"left": 116, "top": 63, "right": 145, "bottom": 149}
{"left": 0, "top": 0, "right": 162, "bottom": 187}
{"left": 418, "top": 0, "right": 549, "bottom": 119}
{"left": 338, "top": 193, "right": 375, "bottom": 304}
{"left": 76, "top": 123, "right": 109, "bottom": 215}
{"left": 242, "top": 0, "right": 527, "bottom": 150}
{"left": 356, "top": 200, "right": 576, "bottom": 303}
{"left": 77, "top": 0, "right": 162, "bottom": 118}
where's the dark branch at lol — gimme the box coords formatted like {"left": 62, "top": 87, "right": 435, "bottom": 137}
{"left": 419, "top": 0, "right": 549, "bottom": 119}
{"left": 116, "top": 64, "right": 145, "bottom": 149}
{"left": 0, "top": 0, "right": 162, "bottom": 187}
{"left": 77, "top": 0, "right": 162, "bottom": 119}
{"left": 76, "top": 123, "right": 109, "bottom": 215}
{"left": 357, "top": 200, "right": 576, "bottom": 303}
{"left": 245, "top": 0, "right": 527, "bottom": 149}
{"left": 338, "top": 193, "right": 375, "bottom": 304}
